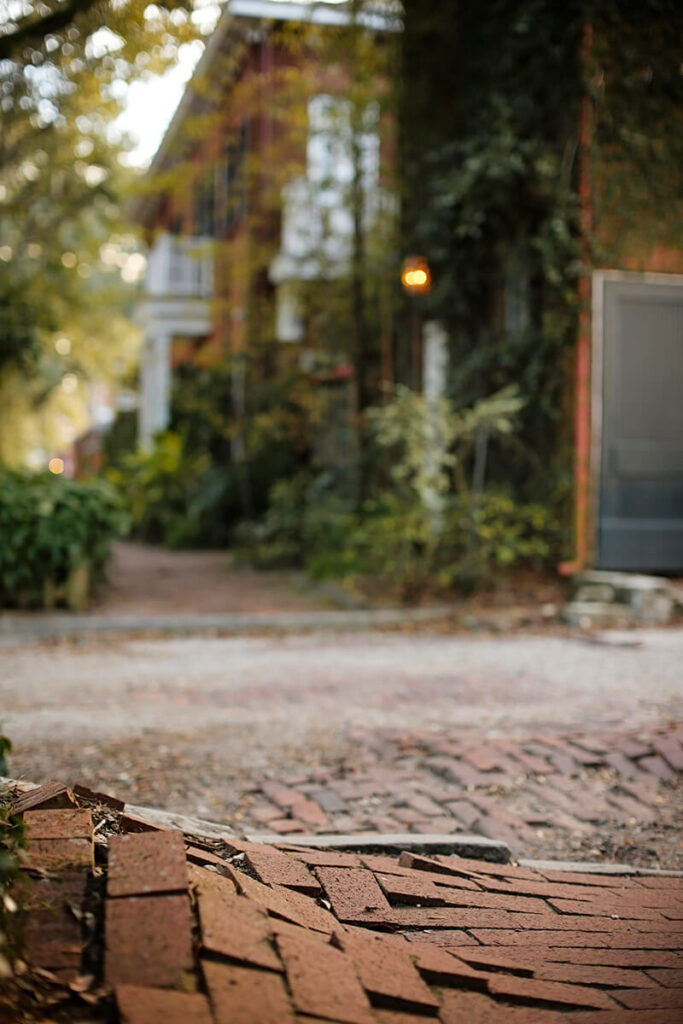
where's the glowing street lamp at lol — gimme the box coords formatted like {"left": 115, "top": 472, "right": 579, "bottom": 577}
{"left": 401, "top": 255, "right": 432, "bottom": 297}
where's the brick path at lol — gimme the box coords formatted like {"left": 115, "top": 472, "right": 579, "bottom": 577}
{"left": 236, "top": 723, "right": 682, "bottom": 867}
{"left": 6, "top": 783, "right": 683, "bottom": 1023}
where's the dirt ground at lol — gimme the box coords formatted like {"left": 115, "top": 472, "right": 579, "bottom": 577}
{"left": 90, "top": 541, "right": 324, "bottom": 616}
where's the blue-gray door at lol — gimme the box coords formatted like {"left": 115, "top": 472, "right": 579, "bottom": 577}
{"left": 597, "top": 276, "right": 683, "bottom": 572}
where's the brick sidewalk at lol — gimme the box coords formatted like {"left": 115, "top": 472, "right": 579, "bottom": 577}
{"left": 236, "top": 724, "right": 682, "bottom": 868}
{"left": 5, "top": 782, "right": 683, "bottom": 1023}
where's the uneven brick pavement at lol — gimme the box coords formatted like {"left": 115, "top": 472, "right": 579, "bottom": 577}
{"left": 4, "top": 782, "right": 683, "bottom": 1023}
{"left": 237, "top": 723, "right": 683, "bottom": 868}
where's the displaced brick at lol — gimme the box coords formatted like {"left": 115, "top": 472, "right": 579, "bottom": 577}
{"left": 315, "top": 866, "right": 392, "bottom": 924}
{"left": 116, "top": 985, "right": 213, "bottom": 1024}
{"left": 536, "top": 963, "right": 659, "bottom": 988}
{"left": 548, "top": 896, "right": 662, "bottom": 920}
{"left": 646, "top": 969, "right": 683, "bottom": 987}
{"left": 196, "top": 875, "right": 281, "bottom": 971}
{"left": 276, "top": 932, "right": 374, "bottom": 1024}
{"left": 228, "top": 867, "right": 337, "bottom": 933}
{"left": 74, "top": 782, "right": 125, "bottom": 811}
{"left": 389, "top": 906, "right": 540, "bottom": 929}
{"left": 12, "top": 781, "right": 76, "bottom": 814}
{"left": 265, "top": 818, "right": 307, "bottom": 834}
{"left": 408, "top": 942, "right": 489, "bottom": 988}
{"left": 105, "top": 894, "right": 193, "bottom": 988}
{"left": 107, "top": 831, "right": 188, "bottom": 898}
{"left": 333, "top": 930, "right": 440, "bottom": 1013}
{"left": 119, "top": 813, "right": 168, "bottom": 833}
{"left": 487, "top": 973, "right": 615, "bottom": 1009}
{"left": 24, "top": 808, "right": 92, "bottom": 840}
{"left": 653, "top": 735, "right": 683, "bottom": 772}
{"left": 541, "top": 949, "right": 683, "bottom": 968}
{"left": 245, "top": 849, "right": 322, "bottom": 896}
{"left": 26, "top": 836, "right": 93, "bottom": 870}
{"left": 437, "top": 888, "right": 548, "bottom": 915}
{"left": 469, "top": 929, "right": 683, "bottom": 948}
{"left": 23, "top": 904, "right": 84, "bottom": 972}
{"left": 439, "top": 990, "right": 565, "bottom": 1023}
{"left": 203, "top": 959, "right": 294, "bottom": 1024}
{"left": 402, "top": 928, "right": 479, "bottom": 948}
{"left": 564, "top": 1012, "right": 682, "bottom": 1024}
{"left": 186, "top": 844, "right": 230, "bottom": 868}
{"left": 285, "top": 848, "right": 363, "bottom": 868}
{"left": 446, "top": 947, "right": 535, "bottom": 975}
{"left": 611, "top": 988, "right": 683, "bottom": 1009}
{"left": 376, "top": 872, "right": 443, "bottom": 905}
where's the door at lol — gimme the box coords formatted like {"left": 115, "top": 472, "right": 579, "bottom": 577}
{"left": 597, "top": 275, "right": 683, "bottom": 572}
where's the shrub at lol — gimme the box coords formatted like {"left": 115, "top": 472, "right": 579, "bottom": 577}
{"left": 0, "top": 470, "right": 127, "bottom": 609}
{"left": 107, "top": 432, "right": 237, "bottom": 549}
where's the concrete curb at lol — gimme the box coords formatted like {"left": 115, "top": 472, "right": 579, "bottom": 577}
{"left": 0, "top": 605, "right": 459, "bottom": 642}
{"left": 246, "top": 831, "right": 511, "bottom": 863}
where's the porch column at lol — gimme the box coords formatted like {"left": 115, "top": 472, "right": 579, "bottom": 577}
{"left": 139, "top": 328, "right": 172, "bottom": 449}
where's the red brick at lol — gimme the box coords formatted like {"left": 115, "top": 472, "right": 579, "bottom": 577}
{"left": 276, "top": 932, "right": 374, "bottom": 1024}
{"left": 487, "top": 974, "right": 614, "bottom": 1009}
{"left": 542, "top": 949, "right": 682, "bottom": 968}
{"left": 469, "top": 929, "right": 683, "bottom": 948}
{"left": 287, "top": 795, "right": 330, "bottom": 828}
{"left": 188, "top": 862, "right": 238, "bottom": 894}
{"left": 24, "top": 808, "right": 92, "bottom": 840}
{"left": 108, "top": 831, "right": 188, "bottom": 898}
{"left": 202, "top": 959, "right": 294, "bottom": 1024}
{"left": 116, "top": 985, "right": 213, "bottom": 1024}
{"left": 26, "top": 836, "right": 93, "bottom": 870}
{"left": 314, "top": 866, "right": 392, "bottom": 924}
{"left": 611, "top": 988, "right": 683, "bottom": 1009}
{"left": 105, "top": 894, "right": 193, "bottom": 988}
{"left": 408, "top": 942, "right": 489, "bottom": 988}
{"left": 439, "top": 990, "right": 565, "bottom": 1023}
{"left": 227, "top": 867, "right": 337, "bottom": 933}
{"left": 646, "top": 969, "right": 683, "bottom": 987}
{"left": 119, "top": 813, "right": 169, "bottom": 833}
{"left": 376, "top": 872, "right": 443, "bottom": 905}
{"left": 565, "top": 1012, "right": 682, "bottom": 1024}
{"left": 285, "top": 848, "right": 363, "bottom": 867}
{"left": 402, "top": 928, "right": 479, "bottom": 948}
{"left": 245, "top": 849, "right": 322, "bottom": 896}
{"left": 462, "top": 746, "right": 508, "bottom": 772}
{"left": 653, "top": 735, "right": 683, "bottom": 772}
{"left": 373, "top": 1011, "right": 441, "bottom": 1024}
{"left": 196, "top": 878, "right": 281, "bottom": 971}
{"left": 548, "top": 896, "right": 662, "bottom": 920}
{"left": 535, "top": 963, "right": 657, "bottom": 988}
{"left": 266, "top": 818, "right": 307, "bottom": 834}
{"left": 446, "top": 947, "right": 535, "bottom": 975}
{"left": 12, "top": 781, "right": 76, "bottom": 814}
{"left": 186, "top": 844, "right": 230, "bottom": 868}
{"left": 74, "top": 782, "right": 125, "bottom": 811}
{"left": 248, "top": 801, "right": 285, "bottom": 823}
{"left": 388, "top": 906, "right": 542, "bottom": 929}
{"left": 437, "top": 888, "right": 548, "bottom": 915}
{"left": 334, "top": 929, "right": 439, "bottom": 1012}
{"left": 435, "top": 855, "right": 542, "bottom": 882}
{"left": 536, "top": 870, "right": 635, "bottom": 886}
{"left": 23, "top": 905, "right": 84, "bottom": 972}
{"left": 640, "top": 755, "right": 675, "bottom": 780}
{"left": 444, "top": 799, "right": 482, "bottom": 828}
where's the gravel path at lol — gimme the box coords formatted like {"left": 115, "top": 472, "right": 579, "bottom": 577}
{"left": 2, "top": 626, "right": 681, "bottom": 866}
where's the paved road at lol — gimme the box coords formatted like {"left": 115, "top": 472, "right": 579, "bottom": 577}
{"left": 2, "top": 627, "right": 682, "bottom": 866}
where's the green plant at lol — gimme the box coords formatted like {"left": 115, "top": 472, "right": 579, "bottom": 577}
{"left": 1, "top": 737, "right": 26, "bottom": 980}
{"left": 107, "top": 432, "right": 217, "bottom": 549}
{"left": 0, "top": 470, "right": 127, "bottom": 609}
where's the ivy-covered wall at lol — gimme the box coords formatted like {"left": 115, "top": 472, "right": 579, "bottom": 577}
{"left": 400, "top": 0, "right": 683, "bottom": 502}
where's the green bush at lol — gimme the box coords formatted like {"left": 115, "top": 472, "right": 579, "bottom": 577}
{"left": 107, "top": 432, "right": 225, "bottom": 549}
{"left": 0, "top": 470, "right": 127, "bottom": 609}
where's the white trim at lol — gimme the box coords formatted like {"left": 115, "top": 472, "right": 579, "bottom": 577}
{"left": 590, "top": 268, "right": 683, "bottom": 562}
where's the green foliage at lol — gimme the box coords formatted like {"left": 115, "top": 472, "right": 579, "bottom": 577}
{"left": 238, "top": 387, "right": 562, "bottom": 597}
{"left": 107, "top": 432, "right": 218, "bottom": 549}
{"left": 401, "top": 0, "right": 683, "bottom": 501}
{"left": 0, "top": 737, "right": 10, "bottom": 778}
{"left": 0, "top": 470, "right": 127, "bottom": 609}
{"left": 0, "top": 789, "right": 25, "bottom": 979}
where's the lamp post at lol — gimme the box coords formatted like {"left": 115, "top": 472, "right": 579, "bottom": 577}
{"left": 400, "top": 255, "right": 432, "bottom": 392}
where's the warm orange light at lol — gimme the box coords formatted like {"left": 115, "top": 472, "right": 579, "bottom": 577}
{"left": 401, "top": 256, "right": 431, "bottom": 295}
{"left": 48, "top": 458, "right": 64, "bottom": 474}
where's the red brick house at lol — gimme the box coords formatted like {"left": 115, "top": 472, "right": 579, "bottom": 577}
{"left": 131, "top": 0, "right": 398, "bottom": 447}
